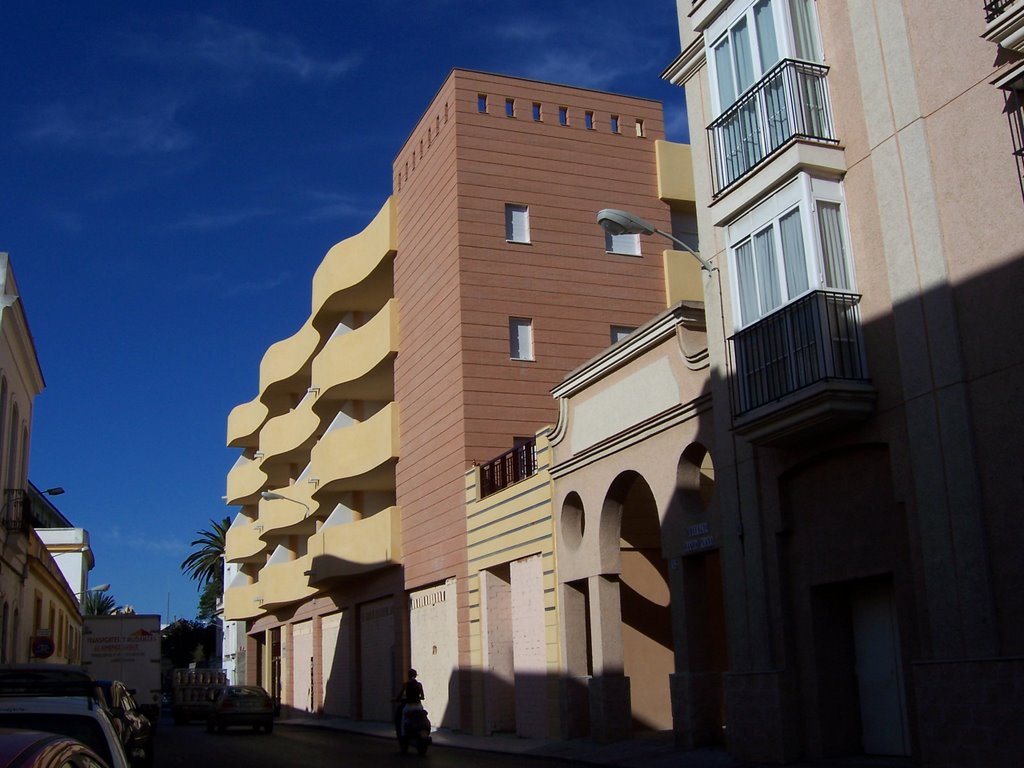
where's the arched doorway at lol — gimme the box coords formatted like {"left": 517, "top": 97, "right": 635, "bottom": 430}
{"left": 601, "top": 471, "right": 672, "bottom": 730}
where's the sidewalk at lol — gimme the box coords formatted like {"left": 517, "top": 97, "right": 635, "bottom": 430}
{"left": 280, "top": 714, "right": 912, "bottom": 768}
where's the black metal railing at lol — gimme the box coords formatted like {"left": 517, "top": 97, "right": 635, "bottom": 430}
{"left": 985, "top": 0, "right": 1015, "bottom": 22}
{"left": 479, "top": 439, "right": 537, "bottom": 499}
{"left": 728, "top": 290, "right": 867, "bottom": 418}
{"left": 708, "top": 58, "right": 837, "bottom": 196}
{"left": 1005, "top": 87, "right": 1024, "bottom": 204}
{"left": 2, "top": 489, "right": 29, "bottom": 533}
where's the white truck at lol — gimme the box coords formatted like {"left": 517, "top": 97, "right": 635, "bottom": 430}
{"left": 81, "top": 614, "right": 162, "bottom": 723}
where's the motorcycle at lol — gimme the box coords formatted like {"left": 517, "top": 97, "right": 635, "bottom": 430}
{"left": 396, "top": 703, "right": 432, "bottom": 755}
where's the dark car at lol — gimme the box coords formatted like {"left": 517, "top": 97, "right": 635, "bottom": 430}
{"left": 95, "top": 682, "right": 152, "bottom": 767}
{"left": 0, "top": 728, "right": 110, "bottom": 768}
{"left": 206, "top": 686, "right": 274, "bottom": 734}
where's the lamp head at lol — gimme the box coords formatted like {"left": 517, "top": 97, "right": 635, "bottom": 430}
{"left": 596, "top": 208, "right": 656, "bottom": 237}
{"left": 261, "top": 491, "right": 284, "bottom": 501}
{"left": 43, "top": 487, "right": 65, "bottom": 496}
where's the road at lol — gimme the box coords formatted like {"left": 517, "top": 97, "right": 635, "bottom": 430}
{"left": 152, "top": 721, "right": 592, "bottom": 768}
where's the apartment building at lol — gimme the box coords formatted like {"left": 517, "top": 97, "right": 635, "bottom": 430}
{"left": 223, "top": 70, "right": 676, "bottom": 731}
{"left": 660, "top": 1, "right": 1024, "bottom": 765}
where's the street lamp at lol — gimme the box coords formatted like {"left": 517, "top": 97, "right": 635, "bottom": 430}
{"left": 596, "top": 208, "right": 713, "bottom": 272}
{"left": 76, "top": 583, "right": 110, "bottom": 598}
{"left": 43, "top": 487, "right": 65, "bottom": 496}
{"left": 260, "top": 491, "right": 311, "bottom": 518}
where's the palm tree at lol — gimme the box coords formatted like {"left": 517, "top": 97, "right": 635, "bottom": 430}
{"left": 181, "top": 517, "right": 231, "bottom": 591}
{"left": 82, "top": 590, "right": 117, "bottom": 616}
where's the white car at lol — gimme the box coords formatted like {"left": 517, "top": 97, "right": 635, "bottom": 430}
{"left": 0, "top": 664, "right": 129, "bottom": 768}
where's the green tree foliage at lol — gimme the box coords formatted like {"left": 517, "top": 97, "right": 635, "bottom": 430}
{"left": 181, "top": 517, "right": 231, "bottom": 620}
{"left": 81, "top": 590, "right": 117, "bottom": 616}
{"left": 161, "top": 619, "right": 217, "bottom": 670}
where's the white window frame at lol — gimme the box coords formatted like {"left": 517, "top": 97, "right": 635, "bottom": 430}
{"left": 505, "top": 203, "right": 530, "bottom": 244}
{"left": 726, "top": 173, "right": 855, "bottom": 330}
{"left": 705, "top": 0, "right": 823, "bottom": 116}
{"left": 509, "top": 317, "right": 534, "bottom": 361}
{"left": 605, "top": 231, "right": 641, "bottom": 256}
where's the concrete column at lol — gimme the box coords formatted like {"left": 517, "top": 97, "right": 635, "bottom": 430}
{"left": 588, "top": 574, "right": 623, "bottom": 674}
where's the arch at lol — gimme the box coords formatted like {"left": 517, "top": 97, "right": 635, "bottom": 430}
{"left": 560, "top": 491, "right": 585, "bottom": 552}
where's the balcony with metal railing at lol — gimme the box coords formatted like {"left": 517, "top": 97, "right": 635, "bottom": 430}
{"left": 708, "top": 58, "right": 837, "bottom": 197}
{"left": 479, "top": 439, "right": 537, "bottom": 499}
{"left": 727, "top": 290, "right": 875, "bottom": 444}
{"left": 985, "top": 0, "right": 1016, "bottom": 22}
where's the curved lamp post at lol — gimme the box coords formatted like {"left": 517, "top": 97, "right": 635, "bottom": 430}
{"left": 76, "top": 583, "right": 110, "bottom": 597}
{"left": 596, "top": 208, "right": 712, "bottom": 272}
{"left": 260, "top": 491, "right": 311, "bottom": 518}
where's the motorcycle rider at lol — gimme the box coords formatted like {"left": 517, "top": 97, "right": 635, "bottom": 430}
{"left": 393, "top": 668, "right": 425, "bottom": 737}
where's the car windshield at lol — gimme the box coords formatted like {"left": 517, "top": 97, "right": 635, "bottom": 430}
{"left": 0, "top": 713, "right": 113, "bottom": 765}
{"left": 226, "top": 687, "right": 266, "bottom": 700}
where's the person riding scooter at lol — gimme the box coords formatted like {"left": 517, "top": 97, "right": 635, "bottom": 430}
{"left": 393, "top": 668, "right": 425, "bottom": 737}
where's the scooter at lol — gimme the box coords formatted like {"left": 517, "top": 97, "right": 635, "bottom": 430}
{"left": 397, "top": 704, "right": 432, "bottom": 755}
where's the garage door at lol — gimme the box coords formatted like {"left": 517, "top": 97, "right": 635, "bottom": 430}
{"left": 409, "top": 579, "right": 458, "bottom": 729}
{"left": 359, "top": 598, "right": 395, "bottom": 722}
{"left": 291, "top": 620, "right": 314, "bottom": 714}
{"left": 321, "top": 611, "right": 351, "bottom": 717}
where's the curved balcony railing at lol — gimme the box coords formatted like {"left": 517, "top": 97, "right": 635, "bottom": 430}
{"left": 257, "top": 485, "right": 318, "bottom": 542}
{"left": 226, "top": 455, "right": 266, "bottom": 507}
{"left": 258, "top": 553, "right": 317, "bottom": 610}
{"left": 225, "top": 518, "right": 269, "bottom": 563}
{"left": 224, "top": 581, "right": 265, "bottom": 621}
{"left": 310, "top": 402, "right": 399, "bottom": 492}
{"left": 258, "top": 318, "right": 320, "bottom": 409}
{"left": 259, "top": 389, "right": 321, "bottom": 469}
{"left": 227, "top": 397, "right": 269, "bottom": 449}
{"left": 985, "top": 0, "right": 1016, "bottom": 22}
{"left": 308, "top": 506, "right": 402, "bottom": 584}
{"left": 313, "top": 299, "right": 398, "bottom": 405}
{"left": 312, "top": 198, "right": 396, "bottom": 324}
{"left": 708, "top": 58, "right": 836, "bottom": 197}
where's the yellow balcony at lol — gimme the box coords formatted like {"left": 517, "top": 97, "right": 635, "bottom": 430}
{"left": 226, "top": 455, "right": 266, "bottom": 507}
{"left": 258, "top": 551, "right": 318, "bottom": 610}
{"left": 225, "top": 519, "right": 269, "bottom": 563}
{"left": 259, "top": 390, "right": 320, "bottom": 469}
{"left": 656, "top": 140, "right": 696, "bottom": 205}
{"left": 308, "top": 506, "right": 401, "bottom": 585}
{"left": 257, "top": 486, "right": 318, "bottom": 542}
{"left": 312, "top": 198, "right": 396, "bottom": 324}
{"left": 224, "top": 581, "right": 265, "bottom": 621}
{"left": 313, "top": 299, "right": 398, "bottom": 404}
{"left": 258, "top": 317, "right": 320, "bottom": 408}
{"left": 310, "top": 402, "right": 399, "bottom": 493}
{"left": 227, "top": 397, "right": 268, "bottom": 449}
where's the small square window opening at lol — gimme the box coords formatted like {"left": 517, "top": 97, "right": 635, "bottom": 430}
{"left": 505, "top": 204, "right": 530, "bottom": 243}
{"left": 605, "top": 231, "right": 641, "bottom": 256}
{"left": 559, "top": 106, "right": 569, "bottom": 126}
{"left": 532, "top": 102, "right": 542, "bottom": 121}
{"left": 635, "top": 119, "right": 645, "bottom": 138}
{"left": 610, "top": 326, "right": 636, "bottom": 344}
{"left": 611, "top": 115, "right": 620, "bottom": 133}
{"left": 478, "top": 94, "right": 487, "bottom": 113}
{"left": 506, "top": 98, "right": 515, "bottom": 117}
{"left": 509, "top": 318, "right": 534, "bottom": 361}
{"left": 585, "top": 111, "right": 594, "bottom": 130}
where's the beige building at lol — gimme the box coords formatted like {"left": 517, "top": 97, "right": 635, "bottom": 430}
{"left": 647, "top": 1, "right": 1024, "bottom": 765}
{"left": 224, "top": 70, "right": 681, "bottom": 731}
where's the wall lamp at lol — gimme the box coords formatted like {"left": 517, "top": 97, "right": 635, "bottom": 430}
{"left": 260, "top": 491, "right": 311, "bottom": 518}
{"left": 596, "top": 208, "right": 712, "bottom": 272}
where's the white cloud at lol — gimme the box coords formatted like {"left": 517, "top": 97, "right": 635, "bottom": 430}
{"left": 26, "top": 102, "right": 192, "bottom": 156}
{"left": 223, "top": 272, "right": 291, "bottom": 298}
{"left": 168, "top": 208, "right": 276, "bottom": 232}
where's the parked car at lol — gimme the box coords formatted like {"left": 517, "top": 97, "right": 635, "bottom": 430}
{"left": 94, "top": 681, "right": 152, "bottom": 767}
{"left": 0, "top": 728, "right": 110, "bottom": 768}
{"left": 205, "top": 686, "right": 274, "bottom": 734}
{"left": 0, "top": 665, "right": 128, "bottom": 768}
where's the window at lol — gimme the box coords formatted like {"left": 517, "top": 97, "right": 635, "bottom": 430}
{"left": 559, "top": 106, "right": 569, "bottom": 126}
{"left": 728, "top": 174, "right": 854, "bottom": 328}
{"left": 611, "top": 326, "right": 636, "bottom": 344}
{"left": 708, "top": 0, "right": 822, "bottom": 115}
{"left": 532, "top": 102, "right": 542, "bottom": 121}
{"left": 506, "top": 98, "right": 515, "bottom": 117}
{"left": 509, "top": 318, "right": 534, "bottom": 360}
{"left": 605, "top": 231, "right": 641, "bottom": 256}
{"left": 505, "top": 204, "right": 530, "bottom": 243}
{"left": 585, "top": 111, "right": 594, "bottom": 130}
{"left": 635, "top": 119, "right": 645, "bottom": 138}
{"left": 610, "top": 115, "right": 620, "bottom": 133}
{"left": 478, "top": 94, "right": 487, "bottom": 113}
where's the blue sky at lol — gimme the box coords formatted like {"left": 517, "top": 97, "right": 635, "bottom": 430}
{"left": 4, "top": 1, "right": 687, "bottom": 622}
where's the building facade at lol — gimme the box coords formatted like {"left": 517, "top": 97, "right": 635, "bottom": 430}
{"left": 661, "top": 1, "right": 1024, "bottom": 765}
{"left": 223, "top": 70, "right": 679, "bottom": 731}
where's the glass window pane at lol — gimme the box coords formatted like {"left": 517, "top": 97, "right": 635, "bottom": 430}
{"left": 789, "top": 0, "right": 821, "bottom": 62}
{"left": 753, "top": 226, "right": 782, "bottom": 313}
{"left": 735, "top": 241, "right": 759, "bottom": 326}
{"left": 732, "top": 18, "right": 755, "bottom": 94}
{"left": 779, "top": 208, "right": 809, "bottom": 297}
{"left": 509, "top": 318, "right": 534, "bottom": 360}
{"left": 754, "top": 0, "right": 780, "bottom": 73}
{"left": 605, "top": 232, "right": 640, "bottom": 255}
{"left": 714, "top": 39, "right": 737, "bottom": 108}
{"left": 505, "top": 204, "right": 530, "bottom": 243}
{"left": 818, "top": 202, "right": 851, "bottom": 289}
